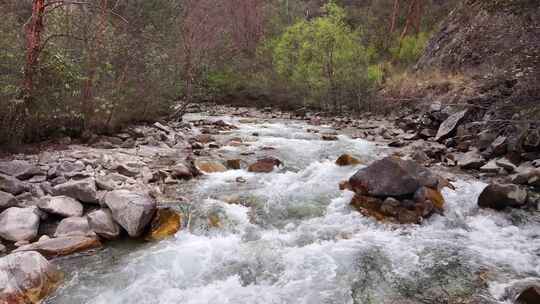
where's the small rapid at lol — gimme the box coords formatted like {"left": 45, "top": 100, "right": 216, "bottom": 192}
{"left": 46, "top": 116, "right": 540, "bottom": 304}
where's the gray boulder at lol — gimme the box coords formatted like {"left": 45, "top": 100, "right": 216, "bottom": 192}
{"left": 103, "top": 190, "right": 156, "bottom": 237}
{"left": 0, "top": 173, "right": 27, "bottom": 195}
{"left": 348, "top": 156, "right": 441, "bottom": 197}
{"left": 53, "top": 178, "right": 98, "bottom": 204}
{"left": 87, "top": 209, "right": 121, "bottom": 240}
{"left": 0, "top": 207, "right": 40, "bottom": 242}
{"left": 435, "top": 110, "right": 468, "bottom": 141}
{"left": 478, "top": 183, "right": 528, "bottom": 210}
{"left": 0, "top": 160, "right": 41, "bottom": 180}
{"left": 54, "top": 216, "right": 95, "bottom": 237}
{"left": 38, "top": 196, "right": 84, "bottom": 218}
{"left": 457, "top": 150, "right": 486, "bottom": 170}
{"left": 14, "top": 236, "right": 101, "bottom": 258}
{"left": 0, "top": 251, "right": 63, "bottom": 303}
{"left": 0, "top": 191, "right": 17, "bottom": 210}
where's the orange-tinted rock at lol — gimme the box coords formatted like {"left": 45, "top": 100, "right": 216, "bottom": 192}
{"left": 414, "top": 186, "right": 445, "bottom": 210}
{"left": 194, "top": 160, "right": 227, "bottom": 173}
{"left": 339, "top": 180, "right": 352, "bottom": 191}
{"left": 226, "top": 159, "right": 242, "bottom": 170}
{"left": 350, "top": 195, "right": 386, "bottom": 221}
{"left": 14, "top": 236, "right": 102, "bottom": 258}
{"left": 146, "top": 208, "right": 182, "bottom": 241}
{"left": 335, "top": 154, "right": 361, "bottom": 166}
{"left": 248, "top": 157, "right": 282, "bottom": 173}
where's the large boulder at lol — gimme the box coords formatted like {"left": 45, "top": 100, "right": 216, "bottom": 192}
{"left": 103, "top": 190, "right": 156, "bottom": 237}
{"left": 435, "top": 110, "right": 468, "bottom": 141}
{"left": 146, "top": 208, "right": 182, "bottom": 241}
{"left": 0, "top": 251, "right": 63, "bottom": 303}
{"left": 53, "top": 178, "right": 98, "bottom": 204}
{"left": 0, "top": 191, "right": 17, "bottom": 210}
{"left": 248, "top": 157, "right": 282, "bottom": 173}
{"left": 348, "top": 156, "right": 441, "bottom": 197}
{"left": 0, "top": 173, "right": 27, "bottom": 195}
{"left": 0, "top": 207, "right": 40, "bottom": 242}
{"left": 0, "top": 160, "right": 41, "bottom": 180}
{"left": 14, "top": 236, "right": 101, "bottom": 258}
{"left": 477, "top": 183, "right": 528, "bottom": 210}
{"left": 516, "top": 285, "right": 540, "bottom": 304}
{"left": 87, "top": 209, "right": 121, "bottom": 240}
{"left": 54, "top": 217, "right": 95, "bottom": 237}
{"left": 38, "top": 196, "right": 83, "bottom": 218}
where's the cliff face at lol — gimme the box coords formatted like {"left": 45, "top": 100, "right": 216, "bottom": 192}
{"left": 415, "top": 0, "right": 540, "bottom": 118}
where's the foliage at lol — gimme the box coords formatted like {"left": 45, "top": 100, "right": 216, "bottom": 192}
{"left": 271, "top": 1, "right": 371, "bottom": 111}
{"left": 390, "top": 32, "right": 430, "bottom": 66}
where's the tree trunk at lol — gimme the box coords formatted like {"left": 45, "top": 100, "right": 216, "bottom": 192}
{"left": 23, "top": 0, "right": 46, "bottom": 101}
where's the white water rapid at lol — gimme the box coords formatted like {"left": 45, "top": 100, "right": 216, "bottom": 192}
{"left": 46, "top": 116, "right": 540, "bottom": 304}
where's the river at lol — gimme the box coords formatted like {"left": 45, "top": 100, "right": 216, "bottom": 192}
{"left": 45, "top": 114, "right": 540, "bottom": 304}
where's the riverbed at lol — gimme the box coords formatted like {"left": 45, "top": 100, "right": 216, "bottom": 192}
{"left": 45, "top": 114, "right": 540, "bottom": 304}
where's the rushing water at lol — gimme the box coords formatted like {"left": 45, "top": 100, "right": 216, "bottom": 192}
{"left": 46, "top": 116, "right": 540, "bottom": 304}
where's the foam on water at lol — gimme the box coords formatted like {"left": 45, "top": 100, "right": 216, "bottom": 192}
{"left": 47, "top": 117, "right": 540, "bottom": 304}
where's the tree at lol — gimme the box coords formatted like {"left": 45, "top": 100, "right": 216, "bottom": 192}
{"left": 272, "top": 1, "right": 370, "bottom": 111}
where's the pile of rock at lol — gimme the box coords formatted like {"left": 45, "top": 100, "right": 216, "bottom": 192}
{"left": 342, "top": 156, "right": 449, "bottom": 224}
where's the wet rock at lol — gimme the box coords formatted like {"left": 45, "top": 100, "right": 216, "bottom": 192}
{"left": 248, "top": 157, "right": 282, "bottom": 173}
{"left": 53, "top": 178, "right": 98, "bottom": 204}
{"left": 171, "top": 163, "right": 193, "bottom": 179}
{"left": 54, "top": 217, "right": 95, "bottom": 237}
{"left": 0, "top": 173, "right": 27, "bottom": 195}
{"left": 435, "top": 110, "right": 468, "bottom": 141}
{"left": 194, "top": 160, "right": 227, "bottom": 174}
{"left": 349, "top": 195, "right": 385, "bottom": 221}
{"left": 193, "top": 134, "right": 214, "bottom": 144}
{"left": 335, "top": 154, "right": 361, "bottom": 166}
{"left": 115, "top": 163, "right": 139, "bottom": 177}
{"left": 532, "top": 159, "right": 540, "bottom": 168}
{"left": 103, "top": 190, "right": 156, "bottom": 237}
{"left": 0, "top": 191, "right": 17, "bottom": 210}
{"left": 321, "top": 134, "right": 338, "bottom": 141}
{"left": 480, "top": 160, "right": 503, "bottom": 174}
{"left": 457, "top": 150, "right": 486, "bottom": 170}
{"left": 38, "top": 196, "right": 83, "bottom": 218}
{"left": 146, "top": 208, "right": 182, "bottom": 241}
{"left": 14, "top": 236, "right": 101, "bottom": 258}
{"left": 477, "top": 130, "right": 498, "bottom": 150}
{"left": 397, "top": 209, "right": 421, "bottom": 224}
{"left": 478, "top": 183, "right": 528, "bottom": 210}
{"left": 226, "top": 159, "right": 242, "bottom": 170}
{"left": 414, "top": 186, "right": 445, "bottom": 210}
{"left": 0, "top": 207, "right": 40, "bottom": 242}
{"left": 0, "top": 251, "right": 63, "bottom": 303}
{"left": 495, "top": 158, "right": 517, "bottom": 173}
{"left": 0, "top": 160, "right": 41, "bottom": 180}
{"left": 419, "top": 128, "right": 436, "bottom": 139}
{"left": 516, "top": 285, "right": 540, "bottom": 304}
{"left": 339, "top": 180, "right": 352, "bottom": 191}
{"left": 87, "top": 209, "right": 121, "bottom": 240}
{"left": 348, "top": 156, "right": 440, "bottom": 197}
{"left": 380, "top": 197, "right": 401, "bottom": 217}
{"left": 490, "top": 136, "right": 508, "bottom": 157}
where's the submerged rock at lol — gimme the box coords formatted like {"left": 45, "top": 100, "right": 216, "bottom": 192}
{"left": 478, "top": 183, "right": 528, "bottom": 210}
{"left": 146, "top": 208, "right": 182, "bottom": 241}
{"left": 14, "top": 236, "right": 102, "bottom": 258}
{"left": 103, "top": 190, "right": 156, "bottom": 237}
{"left": 248, "top": 157, "right": 282, "bottom": 173}
{"left": 335, "top": 154, "right": 361, "bottom": 166}
{"left": 0, "top": 251, "right": 63, "bottom": 303}
{"left": 348, "top": 156, "right": 440, "bottom": 197}
{"left": 0, "top": 207, "right": 40, "bottom": 242}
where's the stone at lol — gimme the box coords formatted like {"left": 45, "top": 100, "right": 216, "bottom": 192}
{"left": 194, "top": 160, "right": 227, "bottom": 174}
{"left": 335, "top": 154, "right": 361, "bottom": 166}
{"left": 490, "top": 136, "right": 507, "bottom": 157}
{"left": 477, "top": 130, "right": 498, "bottom": 150}
{"left": 0, "top": 251, "right": 63, "bottom": 303}
{"left": 348, "top": 156, "right": 441, "bottom": 197}
{"left": 350, "top": 195, "right": 385, "bottom": 221}
{"left": 524, "top": 129, "right": 540, "bottom": 150}
{"left": 321, "top": 134, "right": 338, "bottom": 141}
{"left": 153, "top": 122, "right": 172, "bottom": 134}
{"left": 54, "top": 216, "right": 95, "bottom": 237}
{"left": 478, "top": 183, "right": 528, "bottom": 210}
{"left": 38, "top": 196, "right": 84, "bottom": 218}
{"left": 480, "top": 160, "right": 502, "bottom": 174}
{"left": 248, "top": 157, "right": 282, "bottom": 173}
{"left": 495, "top": 158, "right": 517, "bottom": 173}
{"left": 53, "top": 178, "right": 98, "bottom": 204}
{"left": 516, "top": 286, "right": 540, "bottom": 304}
{"left": 528, "top": 170, "right": 540, "bottom": 187}
{"left": 87, "top": 209, "right": 121, "bottom": 240}
{"left": 339, "top": 180, "right": 352, "bottom": 191}
{"left": 0, "top": 207, "right": 40, "bottom": 242}
{"left": 171, "top": 163, "right": 193, "bottom": 179}
{"left": 226, "top": 159, "right": 242, "bottom": 170}
{"left": 414, "top": 186, "right": 445, "bottom": 210}
{"left": 0, "top": 160, "right": 41, "bottom": 180}
{"left": 146, "top": 208, "right": 182, "bottom": 241}
{"left": 50, "top": 161, "right": 85, "bottom": 178}
{"left": 0, "top": 191, "right": 17, "bottom": 210}
{"left": 14, "top": 236, "right": 102, "bottom": 258}
{"left": 397, "top": 209, "right": 421, "bottom": 224}
{"left": 435, "top": 110, "right": 468, "bottom": 141}
{"left": 0, "top": 173, "right": 27, "bottom": 195}
{"left": 457, "top": 150, "right": 485, "bottom": 170}
{"left": 103, "top": 190, "right": 156, "bottom": 237}
{"left": 419, "top": 128, "right": 436, "bottom": 139}
{"left": 380, "top": 197, "right": 401, "bottom": 217}
{"left": 116, "top": 163, "right": 139, "bottom": 177}
{"left": 95, "top": 176, "right": 116, "bottom": 191}
{"left": 193, "top": 134, "right": 214, "bottom": 144}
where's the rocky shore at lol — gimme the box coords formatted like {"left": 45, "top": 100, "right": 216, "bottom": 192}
{"left": 0, "top": 103, "right": 538, "bottom": 303}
